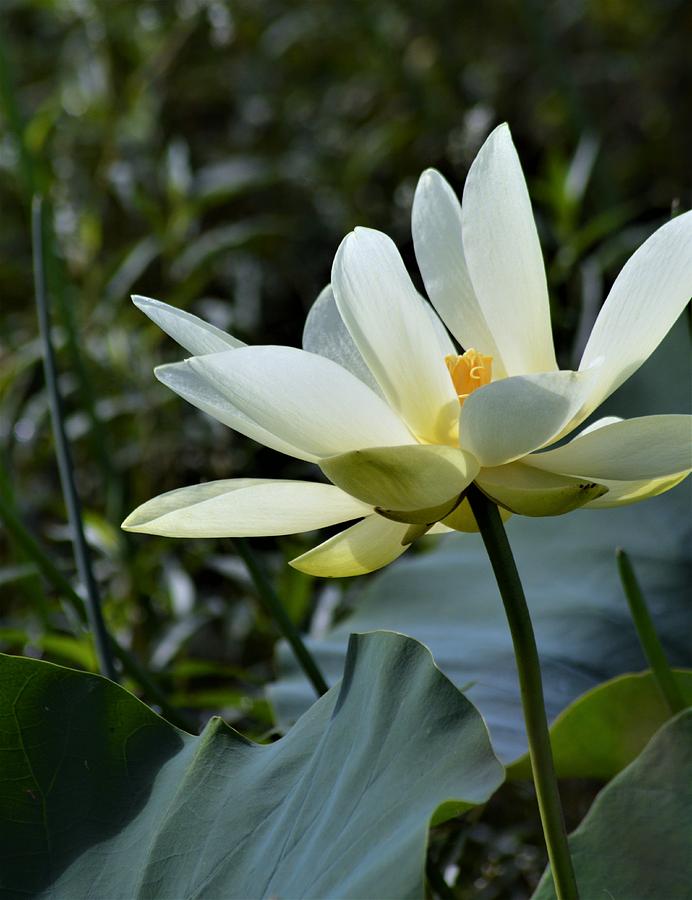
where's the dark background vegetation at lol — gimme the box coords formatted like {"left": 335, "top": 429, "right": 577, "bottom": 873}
{"left": 1, "top": 1, "right": 690, "bottom": 896}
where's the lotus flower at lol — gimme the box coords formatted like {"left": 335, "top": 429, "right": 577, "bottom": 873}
{"left": 123, "top": 124, "right": 692, "bottom": 577}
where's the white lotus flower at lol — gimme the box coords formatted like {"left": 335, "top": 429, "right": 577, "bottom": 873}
{"left": 123, "top": 124, "right": 692, "bottom": 577}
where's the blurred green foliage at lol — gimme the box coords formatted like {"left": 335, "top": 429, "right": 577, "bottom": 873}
{"left": 2, "top": 0, "right": 691, "bottom": 729}
{"left": 2, "top": 0, "right": 690, "bottom": 725}
{"left": 0, "top": 3, "right": 690, "bottom": 892}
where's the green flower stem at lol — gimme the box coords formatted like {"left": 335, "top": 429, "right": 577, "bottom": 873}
{"left": 616, "top": 547, "right": 686, "bottom": 715}
{"left": 467, "top": 485, "right": 578, "bottom": 900}
{"left": 32, "top": 197, "right": 118, "bottom": 683}
{"left": 235, "top": 539, "right": 329, "bottom": 697}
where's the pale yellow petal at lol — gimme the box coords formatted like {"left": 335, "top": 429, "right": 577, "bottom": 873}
{"left": 579, "top": 211, "right": 692, "bottom": 411}
{"left": 132, "top": 295, "right": 244, "bottom": 355}
{"left": 122, "top": 479, "right": 371, "bottom": 538}
{"left": 459, "top": 369, "right": 596, "bottom": 467}
{"left": 332, "top": 227, "right": 459, "bottom": 444}
{"left": 412, "top": 169, "right": 507, "bottom": 375}
{"left": 584, "top": 472, "right": 690, "bottom": 508}
{"left": 169, "top": 345, "right": 415, "bottom": 462}
{"left": 302, "top": 284, "right": 383, "bottom": 396}
{"left": 441, "top": 497, "right": 512, "bottom": 532}
{"left": 526, "top": 415, "right": 692, "bottom": 481}
{"left": 461, "top": 124, "right": 557, "bottom": 375}
{"left": 289, "top": 515, "right": 412, "bottom": 577}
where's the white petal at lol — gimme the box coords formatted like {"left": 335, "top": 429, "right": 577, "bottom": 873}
{"left": 428, "top": 522, "right": 454, "bottom": 534}
{"left": 332, "top": 227, "right": 459, "bottom": 444}
{"left": 122, "top": 479, "right": 371, "bottom": 537}
{"left": 526, "top": 415, "right": 692, "bottom": 480}
{"left": 459, "top": 370, "right": 596, "bottom": 467}
{"left": 584, "top": 472, "right": 689, "bottom": 508}
{"left": 156, "top": 361, "right": 314, "bottom": 461}
{"left": 461, "top": 124, "right": 557, "bottom": 375}
{"left": 289, "top": 514, "right": 411, "bottom": 577}
{"left": 302, "top": 285, "right": 383, "bottom": 396}
{"left": 132, "top": 295, "right": 244, "bottom": 355}
{"left": 578, "top": 415, "right": 623, "bottom": 436}
{"left": 189, "top": 346, "right": 415, "bottom": 460}
{"left": 412, "top": 169, "right": 507, "bottom": 376}
{"left": 579, "top": 211, "right": 692, "bottom": 409}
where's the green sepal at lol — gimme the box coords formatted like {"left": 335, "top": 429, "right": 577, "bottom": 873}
{"left": 477, "top": 461, "right": 608, "bottom": 517}
{"left": 400, "top": 522, "right": 433, "bottom": 545}
{"left": 320, "top": 444, "right": 479, "bottom": 524}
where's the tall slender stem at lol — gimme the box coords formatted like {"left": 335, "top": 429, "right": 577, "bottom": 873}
{"left": 235, "top": 539, "right": 329, "bottom": 697}
{"left": 616, "top": 547, "right": 686, "bottom": 715}
{"left": 467, "top": 485, "right": 578, "bottom": 900}
{"left": 32, "top": 197, "right": 118, "bottom": 682}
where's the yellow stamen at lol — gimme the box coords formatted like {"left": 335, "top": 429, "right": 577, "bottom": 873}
{"left": 445, "top": 349, "right": 493, "bottom": 404}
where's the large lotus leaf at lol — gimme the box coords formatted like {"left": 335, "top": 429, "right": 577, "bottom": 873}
{"left": 270, "top": 483, "right": 691, "bottom": 764}
{"left": 509, "top": 669, "right": 692, "bottom": 781}
{"left": 269, "top": 320, "right": 692, "bottom": 764}
{"left": 0, "top": 632, "right": 504, "bottom": 900}
{"left": 533, "top": 709, "right": 692, "bottom": 899}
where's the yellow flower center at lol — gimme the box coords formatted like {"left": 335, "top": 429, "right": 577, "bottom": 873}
{"left": 445, "top": 349, "right": 493, "bottom": 404}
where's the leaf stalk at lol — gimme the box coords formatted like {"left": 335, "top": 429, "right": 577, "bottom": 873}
{"left": 235, "top": 539, "right": 329, "bottom": 697}
{"left": 616, "top": 547, "right": 686, "bottom": 715}
{"left": 32, "top": 197, "right": 118, "bottom": 681}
